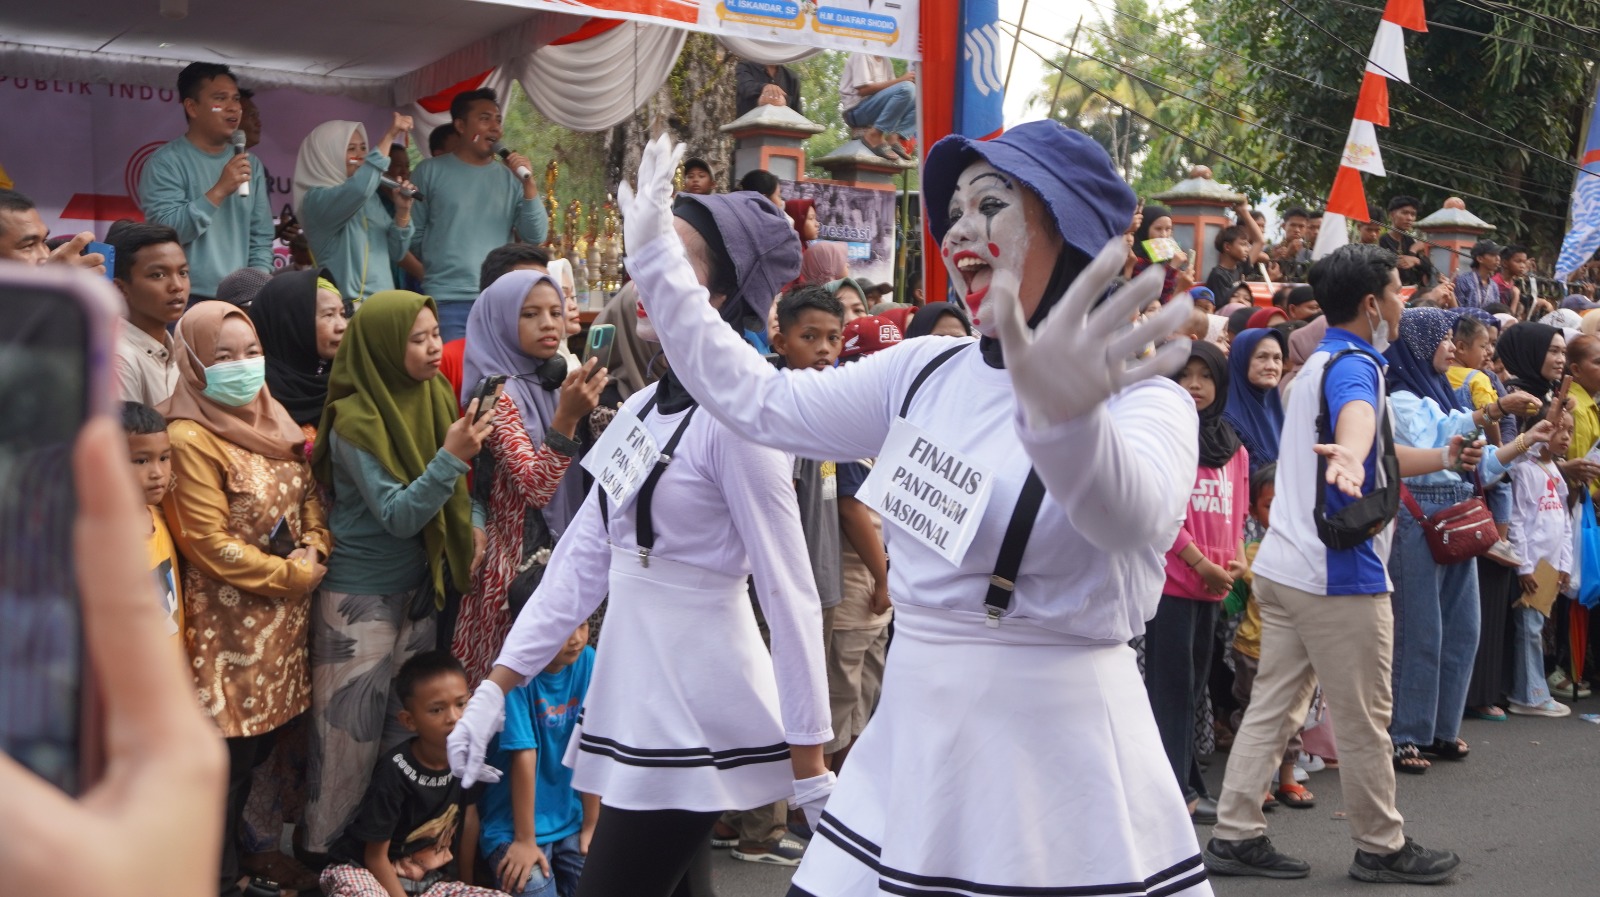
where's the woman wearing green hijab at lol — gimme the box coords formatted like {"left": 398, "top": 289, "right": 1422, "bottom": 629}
{"left": 303, "top": 290, "right": 494, "bottom": 853}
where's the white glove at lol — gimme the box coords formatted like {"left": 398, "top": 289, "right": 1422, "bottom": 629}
{"left": 993, "top": 235, "right": 1194, "bottom": 431}
{"left": 791, "top": 770, "right": 837, "bottom": 832}
{"left": 617, "top": 134, "right": 686, "bottom": 256}
{"left": 448, "top": 680, "right": 507, "bottom": 787}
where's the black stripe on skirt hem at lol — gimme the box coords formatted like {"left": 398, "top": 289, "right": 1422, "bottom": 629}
{"left": 816, "top": 816, "right": 1208, "bottom": 897}
{"left": 579, "top": 732, "right": 790, "bottom": 760}
{"left": 578, "top": 742, "right": 791, "bottom": 770}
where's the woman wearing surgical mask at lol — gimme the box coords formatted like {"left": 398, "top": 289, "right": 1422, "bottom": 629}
{"left": 294, "top": 114, "right": 418, "bottom": 305}
{"left": 158, "top": 300, "right": 331, "bottom": 897}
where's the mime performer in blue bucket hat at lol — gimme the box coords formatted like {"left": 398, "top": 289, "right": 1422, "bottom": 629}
{"left": 452, "top": 121, "right": 1212, "bottom": 896}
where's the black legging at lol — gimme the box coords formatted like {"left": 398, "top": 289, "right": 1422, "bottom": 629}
{"left": 576, "top": 806, "right": 721, "bottom": 897}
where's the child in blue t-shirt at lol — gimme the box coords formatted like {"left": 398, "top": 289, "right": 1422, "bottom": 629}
{"left": 477, "top": 623, "right": 596, "bottom": 897}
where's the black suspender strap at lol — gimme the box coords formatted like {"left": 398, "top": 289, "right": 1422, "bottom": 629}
{"left": 984, "top": 468, "right": 1047, "bottom": 628}
{"left": 596, "top": 393, "right": 698, "bottom": 566}
{"left": 897, "top": 342, "right": 1046, "bottom": 628}
{"left": 898, "top": 343, "right": 968, "bottom": 418}
{"left": 633, "top": 403, "right": 698, "bottom": 567}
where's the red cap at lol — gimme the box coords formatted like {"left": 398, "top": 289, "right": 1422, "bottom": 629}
{"left": 840, "top": 315, "right": 904, "bottom": 360}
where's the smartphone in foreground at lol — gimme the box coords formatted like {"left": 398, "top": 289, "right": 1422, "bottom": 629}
{"left": 585, "top": 323, "right": 616, "bottom": 381}
{"left": 0, "top": 262, "right": 119, "bottom": 795}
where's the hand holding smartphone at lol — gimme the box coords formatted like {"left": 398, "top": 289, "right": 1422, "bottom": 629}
{"left": 584, "top": 324, "right": 616, "bottom": 381}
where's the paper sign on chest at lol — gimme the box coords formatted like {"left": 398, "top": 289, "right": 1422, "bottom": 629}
{"left": 856, "top": 419, "right": 996, "bottom": 566}
{"left": 580, "top": 405, "right": 662, "bottom": 510}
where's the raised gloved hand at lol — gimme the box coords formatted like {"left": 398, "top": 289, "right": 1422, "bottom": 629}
{"left": 992, "top": 235, "right": 1194, "bottom": 431}
{"left": 617, "top": 133, "right": 686, "bottom": 257}
{"left": 448, "top": 680, "right": 507, "bottom": 787}
{"left": 791, "top": 770, "right": 837, "bottom": 832}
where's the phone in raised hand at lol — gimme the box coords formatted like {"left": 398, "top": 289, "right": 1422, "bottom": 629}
{"left": 468, "top": 374, "right": 508, "bottom": 424}
{"left": 584, "top": 324, "right": 616, "bottom": 381}
{"left": 0, "top": 263, "right": 120, "bottom": 795}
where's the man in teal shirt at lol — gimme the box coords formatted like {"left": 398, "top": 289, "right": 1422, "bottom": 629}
{"left": 410, "top": 87, "right": 548, "bottom": 340}
{"left": 138, "top": 62, "right": 273, "bottom": 302}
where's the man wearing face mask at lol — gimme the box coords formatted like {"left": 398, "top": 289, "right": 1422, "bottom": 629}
{"left": 556, "top": 125, "right": 1215, "bottom": 896}
{"left": 1204, "top": 244, "right": 1471, "bottom": 884}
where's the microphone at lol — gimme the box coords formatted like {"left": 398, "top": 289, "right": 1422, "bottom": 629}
{"left": 493, "top": 141, "right": 532, "bottom": 181}
{"left": 230, "top": 129, "right": 249, "bottom": 197}
{"left": 380, "top": 176, "right": 424, "bottom": 202}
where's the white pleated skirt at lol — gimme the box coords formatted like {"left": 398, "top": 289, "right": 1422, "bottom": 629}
{"left": 789, "top": 602, "right": 1212, "bottom": 897}
{"left": 563, "top": 545, "right": 793, "bottom": 812}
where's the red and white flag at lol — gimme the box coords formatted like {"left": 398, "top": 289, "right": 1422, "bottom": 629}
{"left": 1342, "top": 120, "right": 1386, "bottom": 176}
{"left": 1366, "top": 20, "right": 1410, "bottom": 83}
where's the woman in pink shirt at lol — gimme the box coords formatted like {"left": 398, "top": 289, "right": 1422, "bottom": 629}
{"left": 1147, "top": 340, "right": 1250, "bottom": 823}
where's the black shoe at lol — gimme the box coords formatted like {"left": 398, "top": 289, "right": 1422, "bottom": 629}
{"left": 1190, "top": 795, "right": 1218, "bottom": 825}
{"left": 1203, "top": 836, "right": 1312, "bottom": 879}
{"left": 1349, "top": 838, "right": 1460, "bottom": 884}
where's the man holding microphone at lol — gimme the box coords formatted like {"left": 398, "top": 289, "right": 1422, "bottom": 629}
{"left": 138, "top": 62, "right": 273, "bottom": 304}
{"left": 409, "top": 87, "right": 548, "bottom": 340}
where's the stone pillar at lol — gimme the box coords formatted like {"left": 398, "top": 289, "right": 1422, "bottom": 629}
{"left": 812, "top": 139, "right": 915, "bottom": 188}
{"left": 719, "top": 104, "right": 826, "bottom": 183}
{"left": 1151, "top": 166, "right": 1245, "bottom": 279}
{"left": 1415, "top": 197, "right": 1495, "bottom": 281}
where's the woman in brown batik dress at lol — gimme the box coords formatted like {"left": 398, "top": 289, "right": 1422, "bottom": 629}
{"left": 160, "top": 300, "right": 331, "bottom": 897}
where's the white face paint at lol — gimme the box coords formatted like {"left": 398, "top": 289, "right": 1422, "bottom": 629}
{"left": 942, "top": 159, "right": 1030, "bottom": 337}
{"left": 634, "top": 295, "right": 659, "bottom": 343}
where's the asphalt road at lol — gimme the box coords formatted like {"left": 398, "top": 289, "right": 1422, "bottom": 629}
{"left": 712, "top": 709, "right": 1600, "bottom": 896}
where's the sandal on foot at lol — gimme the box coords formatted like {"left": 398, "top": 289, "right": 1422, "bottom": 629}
{"left": 1466, "top": 705, "right": 1507, "bottom": 721}
{"left": 1274, "top": 782, "right": 1316, "bottom": 808}
{"left": 1393, "top": 743, "right": 1430, "bottom": 774}
{"left": 1419, "top": 737, "right": 1469, "bottom": 761}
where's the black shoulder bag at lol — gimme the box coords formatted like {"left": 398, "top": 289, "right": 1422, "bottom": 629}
{"left": 1314, "top": 349, "right": 1401, "bottom": 550}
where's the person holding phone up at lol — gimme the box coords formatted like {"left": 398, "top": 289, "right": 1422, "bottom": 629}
{"left": 157, "top": 301, "right": 332, "bottom": 897}
{"left": 303, "top": 291, "right": 492, "bottom": 855}
{"left": 453, "top": 270, "right": 608, "bottom": 683}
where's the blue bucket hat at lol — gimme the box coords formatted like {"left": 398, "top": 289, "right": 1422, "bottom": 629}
{"left": 922, "top": 120, "right": 1136, "bottom": 261}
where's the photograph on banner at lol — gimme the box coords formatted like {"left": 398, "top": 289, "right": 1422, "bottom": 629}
{"left": 0, "top": 76, "right": 395, "bottom": 270}
{"left": 478, "top": 0, "right": 920, "bottom": 59}
{"left": 780, "top": 179, "right": 898, "bottom": 287}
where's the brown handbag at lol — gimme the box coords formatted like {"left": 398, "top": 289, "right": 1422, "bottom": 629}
{"left": 1400, "top": 483, "right": 1498, "bottom": 565}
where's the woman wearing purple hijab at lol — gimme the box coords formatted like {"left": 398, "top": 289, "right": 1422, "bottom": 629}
{"left": 453, "top": 270, "right": 607, "bottom": 682}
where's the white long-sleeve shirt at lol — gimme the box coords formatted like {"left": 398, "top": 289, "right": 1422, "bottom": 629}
{"left": 494, "top": 381, "right": 833, "bottom": 746}
{"left": 627, "top": 235, "right": 1198, "bottom": 642}
{"left": 1507, "top": 453, "right": 1574, "bottom": 577}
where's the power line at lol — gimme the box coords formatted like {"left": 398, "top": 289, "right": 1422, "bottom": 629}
{"left": 1007, "top": 21, "right": 1569, "bottom": 220}
{"left": 1320, "top": 0, "right": 1600, "bottom": 58}
{"left": 1008, "top": 30, "right": 1484, "bottom": 260}
{"left": 1071, "top": 0, "right": 1587, "bottom": 183}
{"left": 1069, "top": 19, "right": 1575, "bottom": 195}
{"left": 1465, "top": 0, "right": 1600, "bottom": 45}
{"left": 1274, "top": 0, "right": 1599, "bottom": 182}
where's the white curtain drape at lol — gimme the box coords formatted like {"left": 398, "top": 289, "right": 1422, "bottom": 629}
{"left": 514, "top": 21, "right": 687, "bottom": 132}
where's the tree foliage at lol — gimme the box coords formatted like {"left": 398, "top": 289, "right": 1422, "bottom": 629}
{"left": 1029, "top": 0, "right": 1600, "bottom": 254}
{"left": 1178, "top": 0, "right": 1600, "bottom": 254}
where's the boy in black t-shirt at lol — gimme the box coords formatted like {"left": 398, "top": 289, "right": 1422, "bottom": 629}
{"left": 321, "top": 652, "right": 508, "bottom": 897}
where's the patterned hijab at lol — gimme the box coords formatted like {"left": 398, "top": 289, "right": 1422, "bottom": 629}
{"left": 1384, "top": 307, "right": 1466, "bottom": 412}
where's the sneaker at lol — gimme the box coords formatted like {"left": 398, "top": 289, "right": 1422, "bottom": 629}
{"left": 1484, "top": 539, "right": 1526, "bottom": 568}
{"left": 1349, "top": 838, "right": 1460, "bottom": 884}
{"left": 1508, "top": 699, "right": 1572, "bottom": 717}
{"left": 710, "top": 822, "right": 738, "bottom": 849}
{"left": 1547, "top": 670, "right": 1591, "bottom": 699}
{"left": 1203, "top": 836, "right": 1311, "bottom": 879}
{"left": 731, "top": 838, "right": 806, "bottom": 866}
{"left": 1296, "top": 752, "right": 1326, "bottom": 774}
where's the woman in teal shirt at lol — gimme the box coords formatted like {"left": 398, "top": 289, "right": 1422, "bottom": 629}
{"left": 294, "top": 114, "right": 417, "bottom": 305}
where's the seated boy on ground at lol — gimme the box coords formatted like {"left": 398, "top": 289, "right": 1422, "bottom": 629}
{"left": 321, "top": 651, "right": 509, "bottom": 897}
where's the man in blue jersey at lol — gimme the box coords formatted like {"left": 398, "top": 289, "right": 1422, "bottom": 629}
{"left": 1203, "top": 244, "right": 1472, "bottom": 886}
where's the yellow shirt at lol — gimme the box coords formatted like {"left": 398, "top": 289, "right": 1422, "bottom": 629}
{"left": 1446, "top": 366, "right": 1498, "bottom": 410}
{"left": 147, "top": 506, "right": 185, "bottom": 651}
{"left": 1568, "top": 381, "right": 1600, "bottom": 501}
